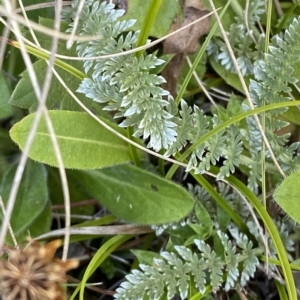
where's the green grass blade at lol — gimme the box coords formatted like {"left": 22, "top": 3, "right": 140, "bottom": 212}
{"left": 69, "top": 234, "right": 133, "bottom": 300}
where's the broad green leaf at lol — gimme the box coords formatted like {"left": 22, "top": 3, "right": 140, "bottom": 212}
{"left": 225, "top": 94, "right": 245, "bottom": 118}
{"left": 0, "top": 128, "right": 18, "bottom": 178}
{"left": 24, "top": 19, "right": 83, "bottom": 71}
{"left": 212, "top": 95, "right": 248, "bottom": 134}
{"left": 121, "top": 0, "right": 181, "bottom": 38}
{"left": 0, "top": 160, "right": 50, "bottom": 243}
{"left": 26, "top": 200, "right": 51, "bottom": 240}
{"left": 0, "top": 127, "right": 18, "bottom": 154}
{"left": 273, "top": 171, "right": 300, "bottom": 223}
{"left": 48, "top": 167, "right": 94, "bottom": 216}
{"left": 10, "top": 111, "right": 138, "bottom": 169}
{"left": 213, "top": 233, "right": 224, "bottom": 258}
{"left": 0, "top": 73, "right": 13, "bottom": 119}
{"left": 71, "top": 164, "right": 195, "bottom": 224}
{"left": 0, "top": 155, "right": 9, "bottom": 180}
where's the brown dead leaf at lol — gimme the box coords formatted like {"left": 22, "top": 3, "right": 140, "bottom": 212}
{"left": 162, "top": 0, "right": 211, "bottom": 97}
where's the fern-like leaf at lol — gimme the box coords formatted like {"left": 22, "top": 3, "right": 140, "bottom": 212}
{"left": 242, "top": 16, "right": 300, "bottom": 190}
{"left": 218, "top": 231, "right": 240, "bottom": 291}
{"left": 115, "top": 229, "right": 265, "bottom": 299}
{"left": 229, "top": 228, "right": 259, "bottom": 286}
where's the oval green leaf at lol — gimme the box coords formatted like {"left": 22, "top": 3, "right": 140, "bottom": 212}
{"left": 0, "top": 160, "right": 50, "bottom": 243}
{"left": 0, "top": 73, "right": 13, "bottom": 119}
{"left": 71, "top": 164, "right": 195, "bottom": 224}
{"left": 273, "top": 170, "right": 300, "bottom": 223}
{"left": 10, "top": 111, "right": 138, "bottom": 169}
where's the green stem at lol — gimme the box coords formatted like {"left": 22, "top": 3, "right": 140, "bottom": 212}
{"left": 69, "top": 234, "right": 133, "bottom": 300}
{"left": 275, "top": 1, "right": 300, "bottom": 34}
{"left": 261, "top": 0, "right": 273, "bottom": 269}
{"left": 189, "top": 286, "right": 212, "bottom": 300}
{"left": 275, "top": 280, "right": 289, "bottom": 300}
{"left": 260, "top": 255, "right": 300, "bottom": 271}
{"left": 158, "top": 150, "right": 166, "bottom": 176}
{"left": 9, "top": 39, "right": 86, "bottom": 80}
{"left": 135, "top": 0, "right": 163, "bottom": 57}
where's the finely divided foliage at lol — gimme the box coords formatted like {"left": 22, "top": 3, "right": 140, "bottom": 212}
{"left": 62, "top": 1, "right": 300, "bottom": 298}
{"left": 207, "top": 0, "right": 265, "bottom": 76}
{"left": 115, "top": 231, "right": 260, "bottom": 300}
{"left": 64, "top": 0, "right": 246, "bottom": 179}
{"left": 136, "top": 185, "right": 297, "bottom": 300}
{"left": 63, "top": 0, "right": 178, "bottom": 151}
{"left": 244, "top": 17, "right": 300, "bottom": 190}
{"left": 64, "top": 0, "right": 300, "bottom": 188}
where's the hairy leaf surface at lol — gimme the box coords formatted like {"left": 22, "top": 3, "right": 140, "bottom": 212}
{"left": 0, "top": 160, "right": 50, "bottom": 243}
{"left": 71, "top": 164, "right": 194, "bottom": 224}
{"left": 10, "top": 111, "right": 137, "bottom": 169}
{"left": 0, "top": 73, "right": 13, "bottom": 119}
{"left": 273, "top": 171, "right": 300, "bottom": 223}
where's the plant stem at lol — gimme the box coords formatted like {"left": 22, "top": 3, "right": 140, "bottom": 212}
{"left": 135, "top": 0, "right": 163, "bottom": 57}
